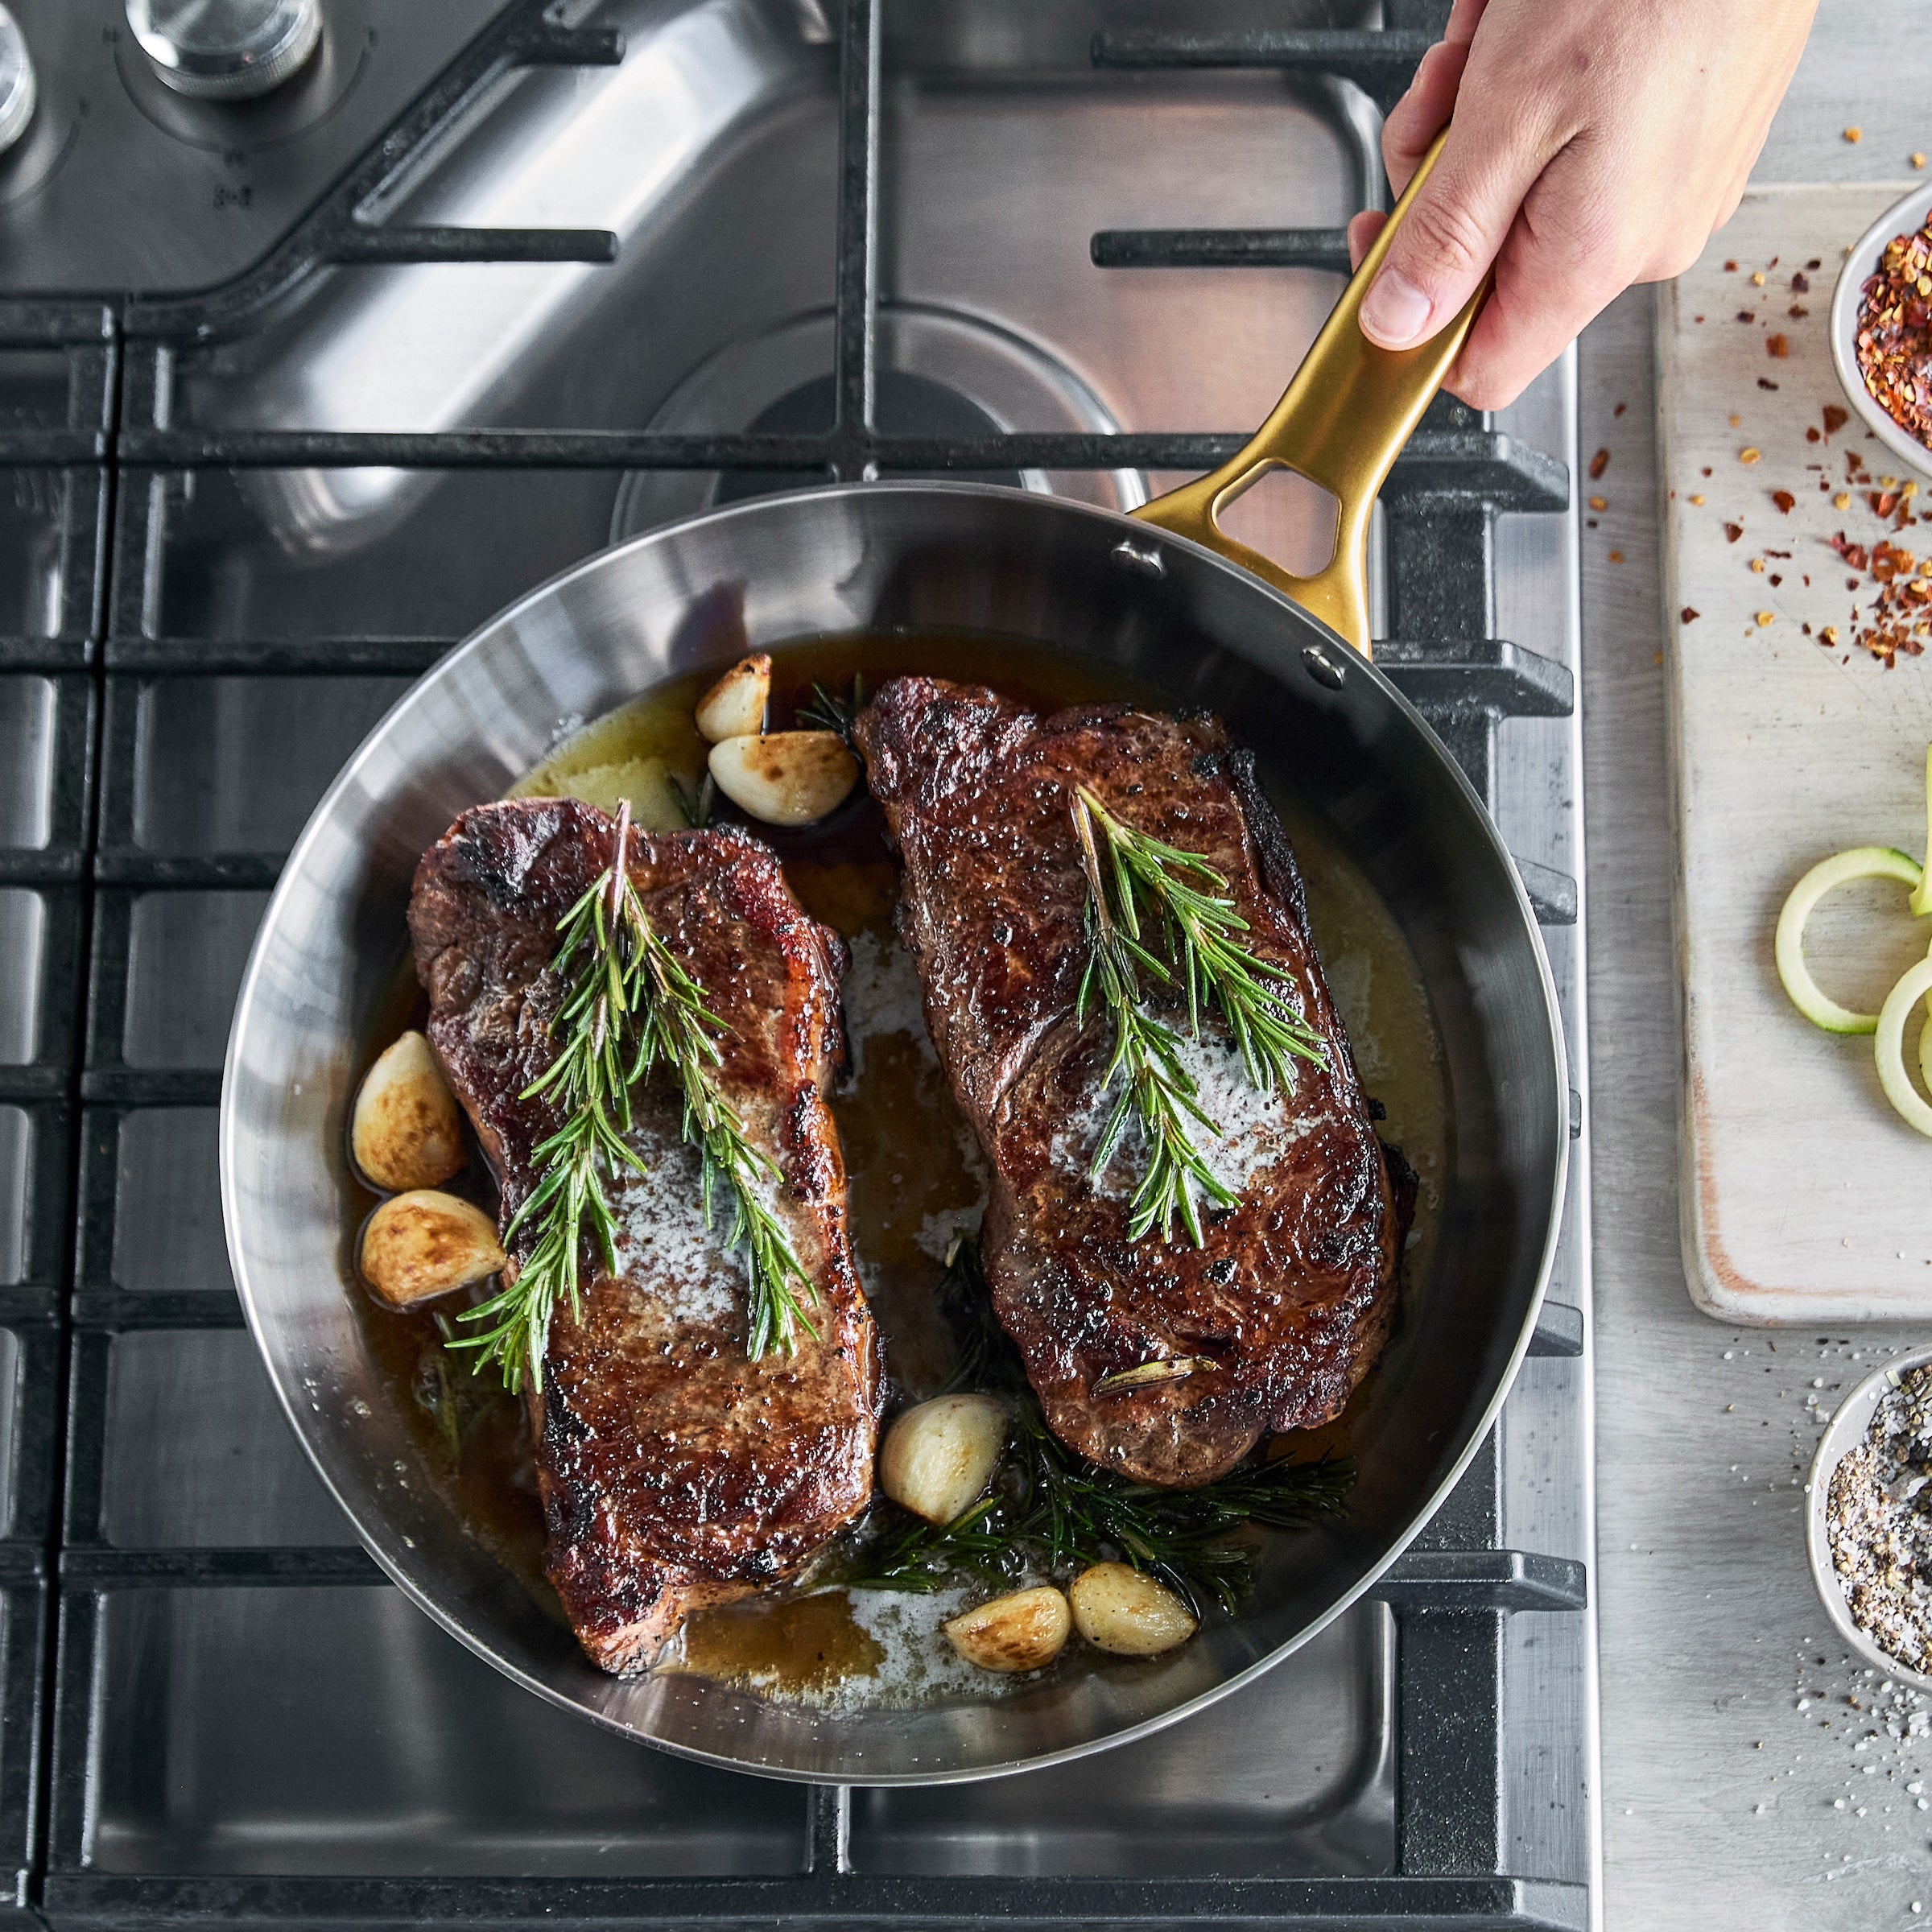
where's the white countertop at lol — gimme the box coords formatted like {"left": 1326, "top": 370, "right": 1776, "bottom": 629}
{"left": 1585, "top": 6, "right": 1932, "bottom": 1922}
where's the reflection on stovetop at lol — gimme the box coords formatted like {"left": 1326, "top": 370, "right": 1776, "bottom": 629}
{"left": 0, "top": 0, "right": 1596, "bottom": 1925}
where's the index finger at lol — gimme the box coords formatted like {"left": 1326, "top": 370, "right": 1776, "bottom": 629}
{"left": 1384, "top": 0, "right": 1491, "bottom": 192}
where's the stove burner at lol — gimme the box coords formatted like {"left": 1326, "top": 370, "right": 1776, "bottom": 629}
{"left": 712, "top": 369, "right": 1023, "bottom": 505}
{"left": 611, "top": 302, "right": 1146, "bottom": 543}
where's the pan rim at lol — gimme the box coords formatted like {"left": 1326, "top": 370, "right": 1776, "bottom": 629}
{"left": 219, "top": 477, "right": 1571, "bottom": 1785}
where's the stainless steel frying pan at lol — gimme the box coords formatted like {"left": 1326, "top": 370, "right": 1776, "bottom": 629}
{"left": 221, "top": 140, "right": 1567, "bottom": 1784}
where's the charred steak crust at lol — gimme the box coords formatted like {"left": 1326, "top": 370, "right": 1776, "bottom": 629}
{"left": 407, "top": 798, "right": 880, "bottom": 1673}
{"left": 854, "top": 676, "right": 1397, "bottom": 1489}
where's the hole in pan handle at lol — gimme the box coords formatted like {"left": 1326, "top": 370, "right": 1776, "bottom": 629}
{"left": 1130, "top": 128, "right": 1488, "bottom": 661}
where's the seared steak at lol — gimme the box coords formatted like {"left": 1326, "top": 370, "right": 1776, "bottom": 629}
{"left": 854, "top": 678, "right": 1397, "bottom": 1488}
{"left": 408, "top": 798, "right": 880, "bottom": 1672}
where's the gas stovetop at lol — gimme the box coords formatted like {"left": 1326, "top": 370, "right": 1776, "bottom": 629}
{"left": 0, "top": 2, "right": 1597, "bottom": 1926}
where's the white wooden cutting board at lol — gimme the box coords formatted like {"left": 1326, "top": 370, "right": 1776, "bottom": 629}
{"left": 1665, "top": 183, "right": 1932, "bottom": 1323}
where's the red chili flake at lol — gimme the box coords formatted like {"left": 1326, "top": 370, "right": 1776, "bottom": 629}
{"left": 1736, "top": 310, "right": 1756, "bottom": 324}
{"left": 1588, "top": 448, "right": 1609, "bottom": 480}
{"left": 1695, "top": 314, "right": 1706, "bottom": 324}
{"left": 1702, "top": 466, "right": 1713, "bottom": 477}
{"left": 1680, "top": 607, "right": 1700, "bottom": 623}
{"left": 1769, "top": 573, "right": 1783, "bottom": 585}
{"left": 1759, "top": 378, "right": 1780, "bottom": 390}
{"left": 1854, "top": 217, "right": 1932, "bottom": 448}
{"left": 1724, "top": 259, "right": 1739, "bottom": 272}
{"left": 1806, "top": 427, "right": 1822, "bottom": 443}
{"left": 1724, "top": 522, "right": 1744, "bottom": 543}
{"left": 1765, "top": 549, "right": 1791, "bottom": 558}
{"left": 1772, "top": 489, "right": 1796, "bottom": 514}
{"left": 1614, "top": 402, "right": 1628, "bottom": 417}
{"left": 1767, "top": 333, "right": 1790, "bottom": 358}
{"left": 1790, "top": 305, "right": 1810, "bottom": 319}
{"left": 1808, "top": 258, "right": 1822, "bottom": 270}
{"left": 1823, "top": 404, "right": 1850, "bottom": 436}
{"left": 1792, "top": 271, "right": 1810, "bottom": 293}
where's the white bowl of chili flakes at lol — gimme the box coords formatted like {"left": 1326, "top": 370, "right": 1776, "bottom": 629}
{"left": 1833, "top": 182, "right": 1932, "bottom": 483}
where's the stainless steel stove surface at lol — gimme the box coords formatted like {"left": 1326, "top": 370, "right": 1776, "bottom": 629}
{"left": 0, "top": 2, "right": 1598, "bottom": 1926}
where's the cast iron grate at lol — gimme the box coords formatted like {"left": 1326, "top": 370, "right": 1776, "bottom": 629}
{"left": 0, "top": 293, "right": 117, "bottom": 1922}
{"left": 30, "top": 2, "right": 1588, "bottom": 1926}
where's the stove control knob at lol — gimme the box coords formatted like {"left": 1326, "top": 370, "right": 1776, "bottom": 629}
{"left": 126, "top": 0, "right": 321, "bottom": 101}
{"left": 0, "top": 7, "right": 36, "bottom": 156}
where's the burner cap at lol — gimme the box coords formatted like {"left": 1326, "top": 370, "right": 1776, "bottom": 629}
{"left": 613, "top": 303, "right": 1144, "bottom": 544}
{"left": 713, "top": 369, "right": 1023, "bottom": 506}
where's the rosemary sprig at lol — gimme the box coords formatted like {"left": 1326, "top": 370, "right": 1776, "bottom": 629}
{"left": 668, "top": 770, "right": 718, "bottom": 828}
{"left": 413, "top": 1314, "right": 506, "bottom": 1463}
{"left": 850, "top": 1384, "right": 1350, "bottom": 1614}
{"left": 1072, "top": 797, "right": 1233, "bottom": 1244}
{"left": 850, "top": 1236, "right": 1352, "bottom": 1613}
{"left": 454, "top": 805, "right": 817, "bottom": 1391}
{"left": 1077, "top": 786, "right": 1326, "bottom": 1092}
{"left": 1069, "top": 788, "right": 1326, "bottom": 1243}
{"left": 797, "top": 672, "right": 866, "bottom": 743}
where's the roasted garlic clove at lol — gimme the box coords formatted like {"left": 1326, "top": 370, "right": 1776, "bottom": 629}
{"left": 351, "top": 1030, "right": 467, "bottom": 1192}
{"left": 695, "top": 654, "right": 772, "bottom": 743}
{"left": 554, "top": 754, "right": 689, "bottom": 832}
{"left": 1067, "top": 1561, "right": 1199, "bottom": 1656}
{"left": 943, "top": 1585, "right": 1071, "bottom": 1674}
{"left": 878, "top": 1394, "right": 1005, "bottom": 1525}
{"left": 360, "top": 1190, "right": 505, "bottom": 1309}
{"left": 708, "top": 730, "right": 857, "bottom": 827}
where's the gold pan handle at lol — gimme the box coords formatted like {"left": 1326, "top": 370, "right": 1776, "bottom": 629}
{"left": 1132, "top": 130, "right": 1484, "bottom": 660}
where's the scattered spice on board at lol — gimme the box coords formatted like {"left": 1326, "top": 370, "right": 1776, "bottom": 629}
{"left": 1827, "top": 1365, "right": 1932, "bottom": 1673}
{"left": 1587, "top": 448, "right": 1608, "bottom": 480}
{"left": 1827, "top": 531, "right": 1931, "bottom": 666}
{"left": 1856, "top": 213, "right": 1932, "bottom": 449}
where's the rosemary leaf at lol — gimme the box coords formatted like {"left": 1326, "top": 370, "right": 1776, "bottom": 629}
{"left": 797, "top": 673, "right": 867, "bottom": 743}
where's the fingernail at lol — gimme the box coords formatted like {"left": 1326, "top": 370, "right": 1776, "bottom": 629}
{"left": 1360, "top": 267, "right": 1434, "bottom": 349}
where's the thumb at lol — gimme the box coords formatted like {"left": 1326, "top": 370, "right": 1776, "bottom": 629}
{"left": 1359, "top": 115, "right": 1547, "bottom": 353}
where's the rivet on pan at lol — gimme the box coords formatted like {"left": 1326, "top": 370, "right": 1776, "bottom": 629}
{"left": 1301, "top": 643, "right": 1347, "bottom": 690}
{"left": 1111, "top": 538, "right": 1165, "bottom": 578}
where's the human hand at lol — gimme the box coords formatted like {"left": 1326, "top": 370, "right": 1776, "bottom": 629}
{"left": 1346, "top": 0, "right": 1818, "bottom": 408}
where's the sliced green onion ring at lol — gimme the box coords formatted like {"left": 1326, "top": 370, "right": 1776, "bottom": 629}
{"left": 1876, "top": 952, "right": 1932, "bottom": 1136}
{"left": 1775, "top": 846, "right": 1926, "bottom": 1034}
